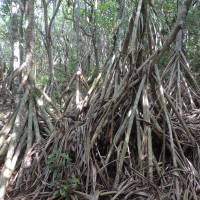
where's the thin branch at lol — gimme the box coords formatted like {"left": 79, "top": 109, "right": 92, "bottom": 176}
{"left": 48, "top": 0, "right": 62, "bottom": 33}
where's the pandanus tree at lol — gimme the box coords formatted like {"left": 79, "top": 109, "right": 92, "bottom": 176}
{"left": 1, "top": 0, "right": 200, "bottom": 200}
{"left": 0, "top": 1, "right": 60, "bottom": 199}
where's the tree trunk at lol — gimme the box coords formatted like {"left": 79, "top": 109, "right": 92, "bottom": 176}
{"left": 113, "top": 0, "right": 126, "bottom": 52}
{"left": 74, "top": 0, "right": 81, "bottom": 107}
{"left": 176, "top": 30, "right": 183, "bottom": 52}
{"left": 11, "top": 0, "right": 20, "bottom": 71}
{"left": 42, "top": 0, "right": 54, "bottom": 83}
{"left": 0, "top": 2, "right": 35, "bottom": 199}
{"left": 19, "top": 3, "right": 25, "bottom": 66}
{"left": 91, "top": 0, "right": 100, "bottom": 71}
{"left": 42, "top": 0, "right": 62, "bottom": 84}
{"left": 24, "top": 0, "right": 34, "bottom": 70}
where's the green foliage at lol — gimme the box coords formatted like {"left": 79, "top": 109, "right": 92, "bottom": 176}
{"left": 161, "top": 0, "right": 176, "bottom": 12}
{"left": 96, "top": 0, "right": 117, "bottom": 33}
{"left": 186, "top": 4, "right": 200, "bottom": 73}
{"left": 52, "top": 175, "right": 80, "bottom": 199}
{"left": 68, "top": 48, "right": 76, "bottom": 72}
{"left": 52, "top": 182, "right": 71, "bottom": 199}
{"left": 79, "top": 0, "right": 117, "bottom": 36}
{"left": 37, "top": 74, "right": 49, "bottom": 86}
{"left": 47, "top": 149, "right": 72, "bottom": 171}
{"left": 47, "top": 149, "right": 79, "bottom": 199}
{"left": 0, "top": 1, "right": 10, "bottom": 18}
{"left": 0, "top": 2, "right": 11, "bottom": 66}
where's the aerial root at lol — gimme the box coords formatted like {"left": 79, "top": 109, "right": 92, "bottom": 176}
{"left": 0, "top": 84, "right": 60, "bottom": 200}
